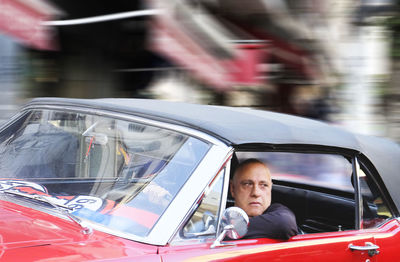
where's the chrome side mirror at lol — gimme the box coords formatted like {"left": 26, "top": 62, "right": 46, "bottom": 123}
{"left": 211, "top": 207, "right": 249, "bottom": 248}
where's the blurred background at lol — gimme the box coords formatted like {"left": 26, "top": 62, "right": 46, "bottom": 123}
{"left": 0, "top": 0, "right": 399, "bottom": 142}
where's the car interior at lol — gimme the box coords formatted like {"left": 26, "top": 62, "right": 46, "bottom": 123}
{"left": 228, "top": 151, "right": 392, "bottom": 235}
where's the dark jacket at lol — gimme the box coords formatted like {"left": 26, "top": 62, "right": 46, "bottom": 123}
{"left": 244, "top": 203, "right": 298, "bottom": 240}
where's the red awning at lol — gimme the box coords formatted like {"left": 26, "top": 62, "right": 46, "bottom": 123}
{"left": 229, "top": 43, "right": 268, "bottom": 86}
{"left": 150, "top": 18, "right": 233, "bottom": 90}
{"left": 148, "top": 0, "right": 274, "bottom": 90}
{"left": 150, "top": 15, "right": 269, "bottom": 90}
{"left": 0, "top": 0, "right": 59, "bottom": 50}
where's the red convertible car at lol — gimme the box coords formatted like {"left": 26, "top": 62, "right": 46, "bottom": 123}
{"left": 0, "top": 97, "right": 399, "bottom": 261}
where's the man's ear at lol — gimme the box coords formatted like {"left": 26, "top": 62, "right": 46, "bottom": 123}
{"left": 230, "top": 180, "right": 235, "bottom": 199}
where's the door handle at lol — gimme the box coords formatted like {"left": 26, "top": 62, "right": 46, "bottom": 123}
{"left": 349, "top": 242, "right": 380, "bottom": 257}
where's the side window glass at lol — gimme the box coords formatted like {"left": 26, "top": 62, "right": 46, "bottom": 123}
{"left": 236, "top": 152, "right": 355, "bottom": 233}
{"left": 182, "top": 168, "right": 225, "bottom": 238}
{"left": 359, "top": 169, "right": 393, "bottom": 229}
{"left": 234, "top": 152, "right": 394, "bottom": 234}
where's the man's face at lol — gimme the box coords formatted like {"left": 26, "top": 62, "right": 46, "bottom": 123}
{"left": 230, "top": 163, "right": 272, "bottom": 217}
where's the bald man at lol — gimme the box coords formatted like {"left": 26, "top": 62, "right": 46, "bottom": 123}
{"left": 230, "top": 158, "right": 298, "bottom": 240}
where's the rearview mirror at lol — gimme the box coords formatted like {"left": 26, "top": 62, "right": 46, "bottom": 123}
{"left": 83, "top": 132, "right": 108, "bottom": 145}
{"left": 211, "top": 207, "right": 249, "bottom": 248}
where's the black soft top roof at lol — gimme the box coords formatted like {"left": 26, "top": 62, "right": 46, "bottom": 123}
{"left": 28, "top": 98, "right": 360, "bottom": 147}
{"left": 26, "top": 98, "right": 400, "bottom": 211}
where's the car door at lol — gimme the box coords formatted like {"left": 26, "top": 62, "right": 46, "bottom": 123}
{"left": 367, "top": 219, "right": 400, "bottom": 261}
{"left": 356, "top": 157, "right": 400, "bottom": 261}
{"left": 160, "top": 151, "right": 390, "bottom": 261}
{"left": 160, "top": 233, "right": 376, "bottom": 261}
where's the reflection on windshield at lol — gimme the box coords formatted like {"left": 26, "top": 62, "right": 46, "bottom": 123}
{"left": 0, "top": 109, "right": 210, "bottom": 238}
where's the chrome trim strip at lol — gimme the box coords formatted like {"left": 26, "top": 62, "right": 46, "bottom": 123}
{"left": 21, "top": 104, "right": 227, "bottom": 147}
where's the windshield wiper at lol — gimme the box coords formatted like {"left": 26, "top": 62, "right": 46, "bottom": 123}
{"left": 1, "top": 189, "right": 93, "bottom": 235}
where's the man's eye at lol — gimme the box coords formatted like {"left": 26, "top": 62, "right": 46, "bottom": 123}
{"left": 242, "top": 182, "right": 252, "bottom": 187}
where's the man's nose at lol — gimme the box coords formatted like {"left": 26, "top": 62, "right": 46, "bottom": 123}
{"left": 251, "top": 184, "right": 262, "bottom": 196}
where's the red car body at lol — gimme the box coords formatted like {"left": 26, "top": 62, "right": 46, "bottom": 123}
{"left": 2, "top": 200, "right": 399, "bottom": 262}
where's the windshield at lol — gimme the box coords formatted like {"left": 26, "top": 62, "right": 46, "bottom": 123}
{"left": 0, "top": 109, "right": 210, "bottom": 238}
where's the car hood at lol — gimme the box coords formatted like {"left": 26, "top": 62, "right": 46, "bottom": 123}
{"left": 0, "top": 200, "right": 159, "bottom": 261}
{"left": 0, "top": 199, "right": 98, "bottom": 248}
